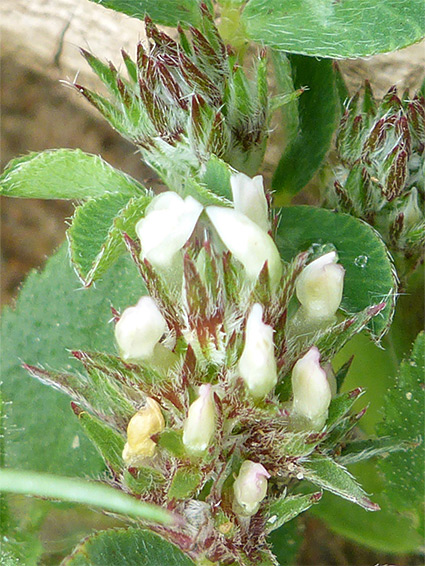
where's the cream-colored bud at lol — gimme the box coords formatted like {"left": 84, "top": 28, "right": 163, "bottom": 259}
{"left": 206, "top": 206, "right": 282, "bottom": 289}
{"left": 296, "top": 251, "right": 345, "bottom": 320}
{"left": 231, "top": 172, "right": 270, "bottom": 232}
{"left": 291, "top": 347, "right": 332, "bottom": 430}
{"left": 233, "top": 460, "right": 270, "bottom": 516}
{"left": 183, "top": 384, "right": 215, "bottom": 454}
{"left": 238, "top": 303, "right": 277, "bottom": 399}
{"left": 115, "top": 296, "right": 167, "bottom": 361}
{"left": 122, "top": 398, "right": 165, "bottom": 465}
{"left": 136, "top": 192, "right": 203, "bottom": 270}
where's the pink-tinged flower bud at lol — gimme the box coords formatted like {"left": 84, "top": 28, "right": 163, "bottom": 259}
{"left": 238, "top": 304, "right": 277, "bottom": 399}
{"left": 115, "top": 296, "right": 167, "bottom": 361}
{"left": 231, "top": 172, "right": 270, "bottom": 232}
{"left": 206, "top": 206, "right": 282, "bottom": 289}
{"left": 183, "top": 384, "right": 216, "bottom": 454}
{"left": 296, "top": 251, "right": 345, "bottom": 320}
{"left": 136, "top": 192, "right": 203, "bottom": 270}
{"left": 291, "top": 347, "right": 332, "bottom": 430}
{"left": 122, "top": 398, "right": 165, "bottom": 465}
{"left": 233, "top": 460, "right": 270, "bottom": 516}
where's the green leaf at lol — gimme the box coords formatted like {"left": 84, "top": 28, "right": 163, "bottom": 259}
{"left": 74, "top": 408, "right": 125, "bottom": 474}
{"left": 312, "top": 461, "right": 423, "bottom": 553}
{"left": 338, "top": 436, "right": 413, "bottom": 466}
{"left": 1, "top": 243, "right": 144, "bottom": 476}
{"left": 302, "top": 455, "right": 379, "bottom": 511}
{"left": 242, "top": 0, "right": 425, "bottom": 58}
{"left": 168, "top": 468, "right": 202, "bottom": 500}
{"left": 200, "top": 156, "right": 233, "bottom": 202}
{"left": 123, "top": 467, "right": 165, "bottom": 495}
{"left": 266, "top": 492, "right": 321, "bottom": 532}
{"left": 64, "top": 528, "right": 195, "bottom": 566}
{"left": 157, "top": 430, "right": 186, "bottom": 458}
{"left": 182, "top": 177, "right": 233, "bottom": 207}
{"left": 326, "top": 388, "right": 365, "bottom": 430}
{"left": 269, "top": 519, "right": 302, "bottom": 566}
{"left": 0, "top": 149, "right": 143, "bottom": 200}
{"left": 0, "top": 470, "right": 175, "bottom": 525}
{"left": 276, "top": 206, "right": 397, "bottom": 340}
{"left": 272, "top": 54, "right": 339, "bottom": 200}
{"left": 88, "top": 0, "right": 204, "bottom": 27}
{"left": 68, "top": 193, "right": 150, "bottom": 285}
{"left": 376, "top": 331, "right": 425, "bottom": 512}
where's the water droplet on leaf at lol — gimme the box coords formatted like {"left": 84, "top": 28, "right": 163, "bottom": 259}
{"left": 354, "top": 254, "right": 369, "bottom": 268}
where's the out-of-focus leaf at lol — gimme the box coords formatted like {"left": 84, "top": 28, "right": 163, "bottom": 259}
{"left": 376, "top": 332, "right": 425, "bottom": 512}
{"left": 1, "top": 244, "right": 143, "bottom": 476}
{"left": 269, "top": 519, "right": 302, "bottom": 566}
{"left": 0, "top": 470, "right": 174, "bottom": 524}
{"left": 312, "top": 462, "right": 423, "bottom": 553}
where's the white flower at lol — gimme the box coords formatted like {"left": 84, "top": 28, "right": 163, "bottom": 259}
{"left": 233, "top": 460, "right": 270, "bottom": 516}
{"left": 115, "top": 296, "right": 167, "bottom": 361}
{"left": 183, "top": 384, "right": 215, "bottom": 454}
{"left": 135, "top": 192, "right": 203, "bottom": 270}
{"left": 206, "top": 206, "right": 282, "bottom": 289}
{"left": 291, "top": 347, "right": 332, "bottom": 430}
{"left": 295, "top": 251, "right": 345, "bottom": 320}
{"left": 238, "top": 303, "right": 277, "bottom": 399}
{"left": 122, "top": 398, "right": 165, "bottom": 464}
{"left": 231, "top": 172, "right": 270, "bottom": 232}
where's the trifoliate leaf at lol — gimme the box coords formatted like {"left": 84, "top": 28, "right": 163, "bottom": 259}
{"left": 0, "top": 149, "right": 143, "bottom": 200}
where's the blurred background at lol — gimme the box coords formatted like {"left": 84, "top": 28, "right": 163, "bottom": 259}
{"left": 1, "top": 0, "right": 424, "bottom": 563}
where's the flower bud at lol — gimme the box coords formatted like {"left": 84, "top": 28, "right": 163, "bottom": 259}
{"left": 206, "top": 206, "right": 282, "bottom": 289}
{"left": 135, "top": 192, "right": 203, "bottom": 270}
{"left": 233, "top": 460, "right": 270, "bottom": 516}
{"left": 231, "top": 172, "right": 270, "bottom": 232}
{"left": 291, "top": 347, "right": 332, "bottom": 430}
{"left": 183, "top": 384, "right": 215, "bottom": 454}
{"left": 238, "top": 304, "right": 277, "bottom": 399}
{"left": 295, "top": 251, "right": 345, "bottom": 320}
{"left": 122, "top": 398, "right": 165, "bottom": 465}
{"left": 115, "top": 296, "right": 167, "bottom": 361}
